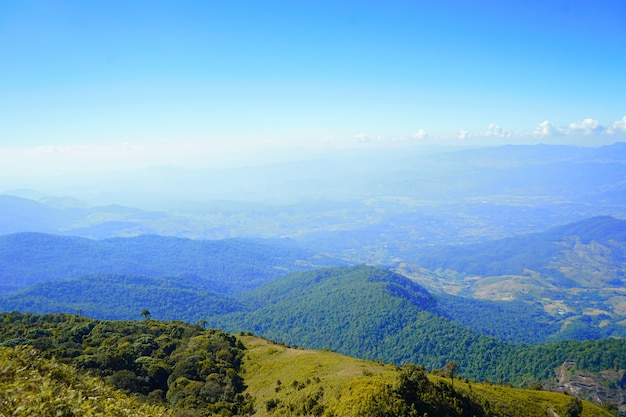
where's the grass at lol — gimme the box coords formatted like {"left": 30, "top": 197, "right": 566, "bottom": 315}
{"left": 239, "top": 336, "right": 397, "bottom": 416}
{"left": 239, "top": 335, "right": 615, "bottom": 417}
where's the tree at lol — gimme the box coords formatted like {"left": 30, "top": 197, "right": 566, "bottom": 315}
{"left": 564, "top": 397, "right": 583, "bottom": 417}
{"left": 397, "top": 364, "right": 432, "bottom": 405}
{"left": 445, "top": 361, "right": 458, "bottom": 390}
{"left": 140, "top": 309, "right": 151, "bottom": 320}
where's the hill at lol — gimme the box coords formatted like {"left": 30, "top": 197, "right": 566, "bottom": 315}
{"left": 5, "top": 216, "right": 624, "bottom": 343}
{"left": 403, "top": 216, "right": 626, "bottom": 279}
{"left": 210, "top": 266, "right": 626, "bottom": 396}
{"left": 0, "top": 268, "right": 560, "bottom": 345}
{"left": 0, "top": 312, "right": 615, "bottom": 417}
{"left": 0, "top": 232, "right": 339, "bottom": 295}
{"left": 240, "top": 335, "right": 616, "bottom": 417}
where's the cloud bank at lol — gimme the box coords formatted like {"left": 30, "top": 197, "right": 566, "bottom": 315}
{"left": 2, "top": 116, "right": 625, "bottom": 181}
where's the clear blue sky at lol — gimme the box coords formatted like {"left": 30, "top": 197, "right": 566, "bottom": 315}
{"left": 1, "top": 0, "right": 625, "bottom": 172}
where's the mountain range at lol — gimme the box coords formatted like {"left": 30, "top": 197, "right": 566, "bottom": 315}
{"left": 2, "top": 143, "right": 626, "bottom": 412}
{"left": 2, "top": 216, "right": 624, "bottom": 341}
{"left": 0, "top": 231, "right": 339, "bottom": 295}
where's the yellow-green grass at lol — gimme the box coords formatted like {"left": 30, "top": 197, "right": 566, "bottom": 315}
{"left": 240, "top": 336, "right": 614, "bottom": 417}
{"left": 447, "top": 376, "right": 613, "bottom": 417}
{"left": 0, "top": 345, "right": 170, "bottom": 417}
{"left": 239, "top": 336, "right": 397, "bottom": 416}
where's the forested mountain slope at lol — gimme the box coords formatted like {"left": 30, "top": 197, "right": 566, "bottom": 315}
{"left": 211, "top": 266, "right": 626, "bottom": 393}
{"left": 0, "top": 269, "right": 563, "bottom": 345}
{"left": 3, "top": 264, "right": 626, "bottom": 397}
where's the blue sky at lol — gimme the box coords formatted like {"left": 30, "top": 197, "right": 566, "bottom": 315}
{"left": 1, "top": 0, "right": 626, "bottom": 172}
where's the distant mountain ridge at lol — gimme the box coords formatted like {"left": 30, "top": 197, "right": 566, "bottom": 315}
{"left": 0, "top": 232, "right": 339, "bottom": 295}
{"left": 2, "top": 216, "right": 625, "bottom": 341}
{"left": 392, "top": 216, "right": 626, "bottom": 340}
{"left": 402, "top": 215, "right": 626, "bottom": 279}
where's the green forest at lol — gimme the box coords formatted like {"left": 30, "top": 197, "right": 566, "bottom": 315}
{"left": 0, "top": 312, "right": 252, "bottom": 416}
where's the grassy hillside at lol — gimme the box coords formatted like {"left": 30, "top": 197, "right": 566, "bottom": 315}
{"left": 239, "top": 335, "right": 614, "bottom": 417}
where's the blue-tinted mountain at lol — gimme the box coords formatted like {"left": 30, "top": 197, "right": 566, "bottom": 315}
{"left": 0, "top": 274, "right": 240, "bottom": 322}
{"left": 0, "top": 232, "right": 339, "bottom": 295}
{"left": 408, "top": 216, "right": 626, "bottom": 278}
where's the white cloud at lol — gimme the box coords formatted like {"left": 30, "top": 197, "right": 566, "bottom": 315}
{"left": 532, "top": 120, "right": 565, "bottom": 137}
{"left": 413, "top": 129, "right": 427, "bottom": 140}
{"left": 607, "top": 116, "right": 626, "bottom": 134}
{"left": 458, "top": 129, "right": 470, "bottom": 140}
{"left": 483, "top": 123, "right": 510, "bottom": 137}
{"left": 353, "top": 133, "right": 370, "bottom": 143}
{"left": 568, "top": 118, "right": 604, "bottom": 135}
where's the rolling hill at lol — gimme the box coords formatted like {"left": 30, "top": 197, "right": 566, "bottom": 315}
{"left": 1, "top": 265, "right": 626, "bottom": 410}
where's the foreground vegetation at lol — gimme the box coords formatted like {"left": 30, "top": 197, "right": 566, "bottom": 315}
{"left": 0, "top": 312, "right": 252, "bottom": 416}
{"left": 240, "top": 335, "right": 614, "bottom": 417}
{"left": 0, "top": 312, "right": 619, "bottom": 416}
{"left": 0, "top": 345, "right": 170, "bottom": 416}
